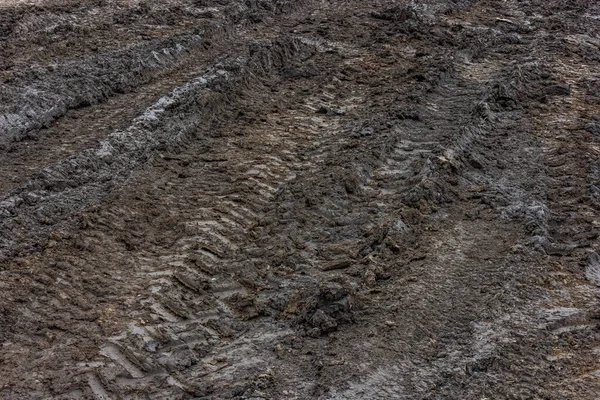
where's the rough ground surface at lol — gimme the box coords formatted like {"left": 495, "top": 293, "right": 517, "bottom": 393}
{"left": 1, "top": 0, "right": 600, "bottom": 398}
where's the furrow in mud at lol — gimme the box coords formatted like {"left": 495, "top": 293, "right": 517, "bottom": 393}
{"left": 0, "top": 33, "right": 199, "bottom": 145}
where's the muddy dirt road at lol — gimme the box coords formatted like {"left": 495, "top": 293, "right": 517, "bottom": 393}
{"left": 1, "top": 0, "right": 600, "bottom": 398}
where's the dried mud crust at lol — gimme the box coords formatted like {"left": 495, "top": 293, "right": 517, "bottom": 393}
{"left": 1, "top": 0, "right": 600, "bottom": 399}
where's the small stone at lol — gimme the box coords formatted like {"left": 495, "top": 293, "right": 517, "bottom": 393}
{"left": 364, "top": 270, "right": 377, "bottom": 287}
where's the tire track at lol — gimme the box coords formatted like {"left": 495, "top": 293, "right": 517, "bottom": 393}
{"left": 2, "top": 0, "right": 600, "bottom": 399}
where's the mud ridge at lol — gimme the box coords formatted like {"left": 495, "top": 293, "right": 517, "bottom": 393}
{"left": 0, "top": 0, "right": 307, "bottom": 147}
{"left": 0, "top": 34, "right": 199, "bottom": 146}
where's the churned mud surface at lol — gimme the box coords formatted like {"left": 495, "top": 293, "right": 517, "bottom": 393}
{"left": 1, "top": 0, "right": 600, "bottom": 398}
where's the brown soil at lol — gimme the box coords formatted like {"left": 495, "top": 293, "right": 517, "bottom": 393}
{"left": 1, "top": 0, "right": 599, "bottom": 398}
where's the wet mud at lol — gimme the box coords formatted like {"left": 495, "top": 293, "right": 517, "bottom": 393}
{"left": 1, "top": 0, "right": 599, "bottom": 398}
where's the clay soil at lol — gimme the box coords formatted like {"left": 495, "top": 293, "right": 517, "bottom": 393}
{"left": 1, "top": 0, "right": 600, "bottom": 398}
